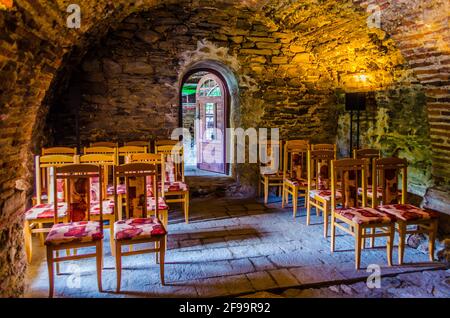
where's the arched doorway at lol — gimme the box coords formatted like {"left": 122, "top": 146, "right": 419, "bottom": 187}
{"left": 181, "top": 69, "right": 230, "bottom": 176}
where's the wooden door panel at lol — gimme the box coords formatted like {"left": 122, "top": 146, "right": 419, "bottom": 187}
{"left": 196, "top": 74, "right": 226, "bottom": 174}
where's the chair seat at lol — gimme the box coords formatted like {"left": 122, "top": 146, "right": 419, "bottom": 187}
{"left": 45, "top": 221, "right": 103, "bottom": 246}
{"left": 147, "top": 197, "right": 169, "bottom": 210}
{"left": 147, "top": 181, "right": 189, "bottom": 194}
{"left": 106, "top": 184, "right": 127, "bottom": 195}
{"left": 309, "top": 189, "right": 342, "bottom": 201}
{"left": 376, "top": 204, "right": 440, "bottom": 222}
{"left": 25, "top": 203, "right": 68, "bottom": 221}
{"left": 114, "top": 217, "right": 167, "bottom": 241}
{"left": 335, "top": 207, "right": 395, "bottom": 225}
{"left": 90, "top": 200, "right": 115, "bottom": 215}
{"left": 284, "top": 178, "right": 309, "bottom": 188}
{"left": 357, "top": 186, "right": 402, "bottom": 198}
{"left": 259, "top": 166, "right": 283, "bottom": 177}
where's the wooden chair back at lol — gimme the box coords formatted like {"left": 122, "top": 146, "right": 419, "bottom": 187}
{"left": 331, "top": 159, "right": 369, "bottom": 210}
{"left": 353, "top": 148, "right": 381, "bottom": 187}
{"left": 259, "top": 139, "right": 283, "bottom": 174}
{"left": 282, "top": 140, "right": 309, "bottom": 181}
{"left": 311, "top": 144, "right": 336, "bottom": 152}
{"left": 113, "top": 163, "right": 159, "bottom": 220}
{"left": 125, "top": 141, "right": 151, "bottom": 149}
{"left": 307, "top": 150, "right": 336, "bottom": 192}
{"left": 53, "top": 164, "right": 103, "bottom": 226}
{"left": 156, "top": 144, "right": 184, "bottom": 182}
{"left": 372, "top": 157, "right": 407, "bottom": 207}
{"left": 42, "top": 147, "right": 77, "bottom": 156}
{"left": 155, "top": 140, "right": 179, "bottom": 147}
{"left": 84, "top": 146, "right": 117, "bottom": 155}
{"left": 129, "top": 153, "right": 165, "bottom": 184}
{"left": 90, "top": 142, "right": 118, "bottom": 148}
{"left": 118, "top": 146, "right": 148, "bottom": 164}
{"left": 79, "top": 154, "right": 117, "bottom": 199}
{"left": 35, "top": 155, "right": 77, "bottom": 204}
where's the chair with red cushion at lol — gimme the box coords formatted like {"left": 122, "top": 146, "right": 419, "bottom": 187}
{"left": 156, "top": 144, "right": 190, "bottom": 223}
{"left": 113, "top": 163, "right": 167, "bottom": 291}
{"left": 373, "top": 157, "right": 439, "bottom": 264}
{"left": 281, "top": 140, "right": 310, "bottom": 217}
{"left": 24, "top": 154, "right": 76, "bottom": 263}
{"left": 330, "top": 158, "right": 396, "bottom": 270}
{"left": 45, "top": 164, "right": 105, "bottom": 297}
{"left": 306, "top": 149, "right": 337, "bottom": 237}
{"left": 259, "top": 139, "right": 283, "bottom": 204}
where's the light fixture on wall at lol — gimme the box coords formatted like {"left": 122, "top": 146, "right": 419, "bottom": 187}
{"left": 0, "top": 0, "right": 13, "bottom": 10}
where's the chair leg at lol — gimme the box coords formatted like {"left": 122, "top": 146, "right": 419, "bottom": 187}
{"left": 370, "top": 228, "right": 375, "bottom": 248}
{"left": 387, "top": 224, "right": 394, "bottom": 266}
{"left": 24, "top": 221, "right": 32, "bottom": 264}
{"left": 428, "top": 220, "right": 438, "bottom": 262}
{"left": 258, "top": 178, "right": 261, "bottom": 197}
{"left": 110, "top": 223, "right": 115, "bottom": 257}
{"left": 292, "top": 189, "right": 298, "bottom": 218}
{"left": 323, "top": 203, "right": 329, "bottom": 238}
{"left": 115, "top": 241, "right": 122, "bottom": 292}
{"left": 160, "top": 237, "right": 166, "bottom": 285}
{"left": 46, "top": 247, "right": 54, "bottom": 298}
{"left": 264, "top": 179, "right": 269, "bottom": 204}
{"left": 306, "top": 197, "right": 311, "bottom": 226}
{"left": 55, "top": 250, "right": 60, "bottom": 275}
{"left": 330, "top": 214, "right": 336, "bottom": 253}
{"left": 278, "top": 185, "right": 282, "bottom": 197}
{"left": 155, "top": 241, "right": 160, "bottom": 264}
{"left": 38, "top": 222, "right": 45, "bottom": 245}
{"left": 398, "top": 222, "right": 406, "bottom": 265}
{"left": 281, "top": 185, "right": 286, "bottom": 208}
{"left": 96, "top": 241, "right": 103, "bottom": 292}
{"left": 184, "top": 192, "right": 189, "bottom": 224}
{"left": 355, "top": 225, "right": 362, "bottom": 270}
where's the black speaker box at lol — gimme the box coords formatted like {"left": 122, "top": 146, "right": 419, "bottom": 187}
{"left": 345, "top": 92, "right": 366, "bottom": 111}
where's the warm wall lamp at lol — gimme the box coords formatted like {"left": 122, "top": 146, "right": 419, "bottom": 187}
{"left": 0, "top": 0, "right": 13, "bottom": 10}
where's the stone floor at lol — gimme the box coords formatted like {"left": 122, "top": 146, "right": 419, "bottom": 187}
{"left": 25, "top": 196, "right": 447, "bottom": 298}
{"left": 242, "top": 269, "right": 450, "bottom": 298}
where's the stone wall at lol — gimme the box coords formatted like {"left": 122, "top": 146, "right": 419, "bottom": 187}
{"left": 0, "top": 0, "right": 448, "bottom": 296}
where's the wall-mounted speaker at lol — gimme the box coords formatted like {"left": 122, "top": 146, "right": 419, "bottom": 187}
{"left": 345, "top": 92, "right": 366, "bottom": 111}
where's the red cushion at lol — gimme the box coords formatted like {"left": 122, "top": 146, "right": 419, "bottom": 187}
{"left": 335, "top": 207, "right": 395, "bottom": 225}
{"left": 114, "top": 217, "right": 166, "bottom": 241}
{"left": 45, "top": 221, "right": 103, "bottom": 246}
{"left": 25, "top": 203, "right": 68, "bottom": 221}
{"left": 376, "top": 204, "right": 440, "bottom": 221}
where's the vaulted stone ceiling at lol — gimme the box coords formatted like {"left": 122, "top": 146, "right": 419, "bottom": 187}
{"left": 0, "top": 0, "right": 448, "bottom": 296}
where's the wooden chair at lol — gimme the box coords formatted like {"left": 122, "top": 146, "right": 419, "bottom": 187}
{"left": 354, "top": 148, "right": 381, "bottom": 208}
{"left": 78, "top": 154, "right": 117, "bottom": 253}
{"left": 306, "top": 149, "right": 337, "bottom": 237}
{"left": 372, "top": 157, "right": 439, "bottom": 264}
{"left": 117, "top": 145, "right": 148, "bottom": 164}
{"left": 281, "top": 140, "right": 310, "bottom": 217}
{"left": 46, "top": 164, "right": 104, "bottom": 297}
{"left": 311, "top": 144, "right": 336, "bottom": 152}
{"left": 155, "top": 139, "right": 179, "bottom": 147}
{"left": 156, "top": 144, "right": 189, "bottom": 223}
{"left": 24, "top": 155, "right": 76, "bottom": 263}
{"left": 125, "top": 141, "right": 151, "bottom": 150}
{"left": 259, "top": 140, "right": 283, "bottom": 204}
{"left": 90, "top": 142, "right": 118, "bottom": 148}
{"left": 128, "top": 153, "right": 169, "bottom": 229}
{"left": 42, "top": 147, "right": 77, "bottom": 156}
{"left": 330, "top": 158, "right": 395, "bottom": 270}
{"left": 113, "top": 163, "right": 167, "bottom": 291}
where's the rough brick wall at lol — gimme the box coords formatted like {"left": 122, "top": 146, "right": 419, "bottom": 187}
{"left": 0, "top": 0, "right": 448, "bottom": 296}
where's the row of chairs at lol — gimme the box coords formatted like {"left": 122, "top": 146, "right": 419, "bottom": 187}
{"left": 24, "top": 142, "right": 189, "bottom": 265}
{"left": 39, "top": 163, "right": 166, "bottom": 297}
{"left": 259, "top": 140, "right": 440, "bottom": 269}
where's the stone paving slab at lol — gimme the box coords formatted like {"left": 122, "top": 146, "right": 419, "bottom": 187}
{"left": 25, "top": 196, "right": 447, "bottom": 298}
